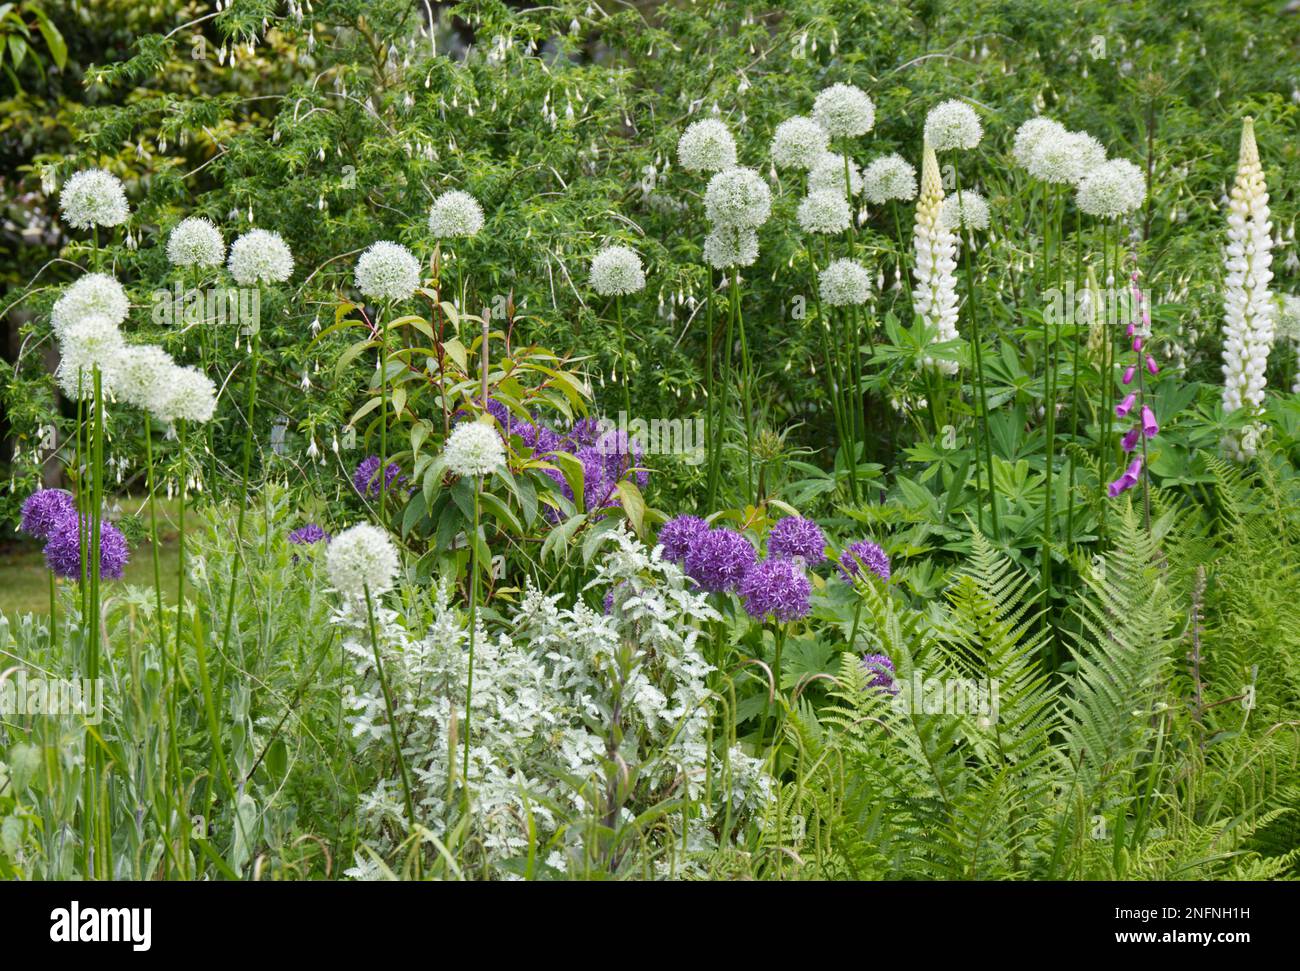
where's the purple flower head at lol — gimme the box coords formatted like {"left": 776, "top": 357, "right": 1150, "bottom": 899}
{"left": 1115, "top": 393, "right": 1136, "bottom": 419}
{"left": 20, "top": 489, "right": 76, "bottom": 540}
{"left": 1121, "top": 426, "right": 1141, "bottom": 453}
{"left": 44, "top": 515, "right": 129, "bottom": 581}
{"left": 861, "top": 654, "right": 897, "bottom": 694}
{"left": 565, "top": 417, "right": 602, "bottom": 449}
{"left": 657, "top": 514, "right": 710, "bottom": 565}
{"left": 352, "top": 455, "right": 404, "bottom": 498}
{"left": 683, "top": 528, "right": 758, "bottom": 594}
{"left": 603, "top": 587, "right": 616, "bottom": 614}
{"left": 767, "top": 516, "right": 827, "bottom": 566}
{"left": 1107, "top": 456, "right": 1144, "bottom": 498}
{"left": 1122, "top": 365, "right": 1135, "bottom": 386}
{"left": 1141, "top": 405, "right": 1158, "bottom": 439}
{"left": 738, "top": 556, "right": 812, "bottom": 623}
{"left": 1146, "top": 355, "right": 1159, "bottom": 375}
{"left": 594, "top": 427, "right": 648, "bottom": 489}
{"left": 838, "top": 540, "right": 891, "bottom": 583}
{"left": 288, "top": 523, "right": 330, "bottom": 545}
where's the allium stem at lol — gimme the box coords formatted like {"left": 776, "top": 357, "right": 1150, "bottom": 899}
{"left": 378, "top": 302, "right": 391, "bottom": 517}
{"left": 733, "top": 268, "right": 756, "bottom": 503}
{"left": 808, "top": 247, "right": 854, "bottom": 503}
{"left": 615, "top": 295, "right": 630, "bottom": 422}
{"left": 82, "top": 367, "right": 105, "bottom": 877}
{"left": 462, "top": 477, "right": 482, "bottom": 808}
{"left": 365, "top": 583, "right": 416, "bottom": 829}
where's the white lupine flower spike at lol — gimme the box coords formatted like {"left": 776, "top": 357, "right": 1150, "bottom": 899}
{"left": 913, "top": 141, "right": 960, "bottom": 374}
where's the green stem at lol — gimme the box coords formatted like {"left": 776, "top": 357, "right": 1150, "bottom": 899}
{"left": 462, "top": 478, "right": 482, "bottom": 802}
{"left": 366, "top": 584, "right": 415, "bottom": 828}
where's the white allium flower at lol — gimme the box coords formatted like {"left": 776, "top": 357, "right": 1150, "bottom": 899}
{"left": 444, "top": 419, "right": 506, "bottom": 477}
{"left": 589, "top": 245, "right": 646, "bottom": 296}
{"left": 227, "top": 229, "right": 294, "bottom": 285}
{"left": 167, "top": 217, "right": 225, "bottom": 268}
{"left": 1076, "top": 158, "right": 1146, "bottom": 218}
{"left": 1012, "top": 117, "right": 1068, "bottom": 169}
{"left": 819, "top": 258, "right": 871, "bottom": 306}
{"left": 863, "top": 153, "right": 918, "bottom": 204}
{"left": 115, "top": 344, "right": 176, "bottom": 416}
{"left": 940, "top": 190, "right": 990, "bottom": 232}
{"left": 808, "top": 152, "right": 863, "bottom": 197}
{"left": 1220, "top": 118, "right": 1276, "bottom": 460}
{"left": 355, "top": 240, "right": 421, "bottom": 301}
{"left": 677, "top": 119, "right": 738, "bottom": 173}
{"left": 51, "top": 272, "right": 129, "bottom": 339}
{"left": 797, "top": 190, "right": 851, "bottom": 235}
{"left": 702, "top": 227, "right": 759, "bottom": 270}
{"left": 59, "top": 169, "right": 129, "bottom": 230}
{"left": 924, "top": 100, "right": 982, "bottom": 152}
{"left": 427, "top": 189, "right": 484, "bottom": 238}
{"left": 704, "top": 167, "right": 772, "bottom": 229}
{"left": 812, "top": 82, "right": 876, "bottom": 138}
{"left": 55, "top": 314, "right": 125, "bottom": 399}
{"left": 1028, "top": 129, "right": 1106, "bottom": 185}
{"left": 154, "top": 364, "right": 218, "bottom": 424}
{"left": 1277, "top": 294, "right": 1300, "bottom": 394}
{"left": 327, "top": 523, "right": 401, "bottom": 600}
{"left": 770, "top": 116, "right": 830, "bottom": 170}
{"left": 912, "top": 142, "right": 960, "bottom": 375}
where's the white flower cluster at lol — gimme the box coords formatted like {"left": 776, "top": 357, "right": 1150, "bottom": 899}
{"left": 443, "top": 419, "right": 506, "bottom": 477}
{"left": 704, "top": 166, "right": 772, "bottom": 229}
{"left": 55, "top": 314, "right": 126, "bottom": 400}
{"left": 770, "top": 115, "right": 830, "bottom": 170}
{"left": 589, "top": 244, "right": 647, "bottom": 296}
{"left": 1277, "top": 294, "right": 1300, "bottom": 393}
{"left": 1012, "top": 118, "right": 1067, "bottom": 169}
{"left": 339, "top": 528, "right": 772, "bottom": 878}
{"left": 913, "top": 142, "right": 960, "bottom": 374}
{"left": 924, "top": 100, "right": 982, "bottom": 152}
{"left": 677, "top": 118, "right": 738, "bottom": 173}
{"left": 863, "top": 153, "right": 917, "bottom": 205}
{"left": 819, "top": 258, "right": 871, "bottom": 306}
{"left": 808, "top": 151, "right": 862, "bottom": 198}
{"left": 813, "top": 82, "right": 876, "bottom": 138}
{"left": 227, "top": 228, "right": 294, "bottom": 285}
{"left": 1028, "top": 130, "right": 1107, "bottom": 186}
{"left": 427, "top": 189, "right": 484, "bottom": 238}
{"left": 167, "top": 217, "right": 226, "bottom": 268}
{"left": 1220, "top": 118, "right": 1276, "bottom": 461}
{"left": 59, "top": 169, "right": 130, "bottom": 230}
{"left": 355, "top": 240, "right": 421, "bottom": 302}
{"left": 327, "top": 523, "right": 401, "bottom": 601}
{"left": 797, "top": 189, "right": 851, "bottom": 235}
{"left": 152, "top": 366, "right": 218, "bottom": 425}
{"left": 702, "top": 226, "right": 759, "bottom": 270}
{"left": 940, "top": 189, "right": 990, "bottom": 233}
{"left": 51, "top": 272, "right": 129, "bottom": 340}
{"left": 1076, "top": 158, "right": 1145, "bottom": 218}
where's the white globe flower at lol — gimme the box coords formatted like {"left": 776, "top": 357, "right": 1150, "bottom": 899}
{"left": 589, "top": 245, "right": 646, "bottom": 296}
{"left": 924, "top": 100, "right": 982, "bottom": 152}
{"left": 55, "top": 314, "right": 125, "bottom": 399}
{"left": 940, "top": 190, "right": 991, "bottom": 232}
{"left": 326, "top": 523, "right": 401, "bottom": 600}
{"left": 819, "top": 258, "right": 871, "bottom": 306}
{"left": 677, "top": 118, "right": 737, "bottom": 173}
{"left": 116, "top": 344, "right": 177, "bottom": 416}
{"left": 154, "top": 364, "right": 218, "bottom": 424}
{"left": 355, "top": 240, "right": 421, "bottom": 302}
{"left": 1076, "top": 158, "right": 1146, "bottom": 218}
{"left": 228, "top": 229, "right": 294, "bottom": 285}
{"left": 59, "top": 169, "right": 129, "bottom": 230}
{"left": 1276, "top": 294, "right": 1300, "bottom": 343}
{"left": 704, "top": 167, "right": 772, "bottom": 229}
{"left": 1029, "top": 130, "right": 1108, "bottom": 186}
{"left": 812, "top": 83, "right": 875, "bottom": 138}
{"left": 427, "top": 189, "right": 485, "bottom": 238}
{"left": 444, "top": 419, "right": 506, "bottom": 477}
{"left": 808, "top": 152, "right": 863, "bottom": 198}
{"left": 702, "top": 227, "right": 759, "bottom": 270}
{"left": 1012, "top": 118, "right": 1068, "bottom": 169}
{"left": 863, "top": 154, "right": 918, "bottom": 204}
{"left": 770, "top": 116, "right": 830, "bottom": 171}
{"left": 797, "top": 190, "right": 851, "bottom": 235}
{"left": 51, "top": 273, "right": 129, "bottom": 339}
{"left": 167, "top": 217, "right": 226, "bottom": 268}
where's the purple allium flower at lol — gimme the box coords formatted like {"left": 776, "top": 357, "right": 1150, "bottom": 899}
{"left": 767, "top": 516, "right": 827, "bottom": 566}
{"left": 352, "top": 455, "right": 404, "bottom": 498}
{"left": 20, "top": 489, "right": 76, "bottom": 540}
{"left": 603, "top": 587, "right": 616, "bottom": 614}
{"left": 861, "top": 653, "right": 897, "bottom": 694}
{"left": 738, "top": 556, "right": 812, "bottom": 622}
{"left": 657, "top": 514, "right": 710, "bottom": 564}
{"left": 838, "top": 540, "right": 891, "bottom": 583}
{"left": 684, "top": 528, "right": 758, "bottom": 593}
{"left": 565, "top": 417, "right": 602, "bottom": 449}
{"left": 43, "top": 515, "right": 129, "bottom": 581}
{"left": 288, "top": 523, "right": 330, "bottom": 545}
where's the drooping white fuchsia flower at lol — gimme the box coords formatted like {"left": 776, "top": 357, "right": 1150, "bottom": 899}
{"left": 912, "top": 141, "right": 960, "bottom": 374}
{"left": 59, "top": 169, "right": 130, "bottom": 230}
{"left": 677, "top": 118, "right": 738, "bottom": 173}
{"left": 1220, "top": 117, "right": 1275, "bottom": 461}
